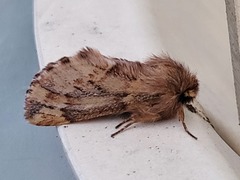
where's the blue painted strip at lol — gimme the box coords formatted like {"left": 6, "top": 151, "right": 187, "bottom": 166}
{"left": 0, "top": 0, "right": 77, "bottom": 179}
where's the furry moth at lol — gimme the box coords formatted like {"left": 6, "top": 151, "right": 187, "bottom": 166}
{"left": 25, "top": 47, "right": 213, "bottom": 139}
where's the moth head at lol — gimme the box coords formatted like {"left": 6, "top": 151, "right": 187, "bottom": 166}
{"left": 179, "top": 82, "right": 199, "bottom": 104}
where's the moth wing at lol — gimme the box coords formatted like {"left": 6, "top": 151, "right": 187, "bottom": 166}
{"left": 24, "top": 48, "right": 134, "bottom": 126}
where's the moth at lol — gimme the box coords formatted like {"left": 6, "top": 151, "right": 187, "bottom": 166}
{"left": 25, "top": 47, "right": 213, "bottom": 139}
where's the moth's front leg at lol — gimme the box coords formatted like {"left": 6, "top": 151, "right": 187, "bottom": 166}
{"left": 177, "top": 107, "right": 198, "bottom": 140}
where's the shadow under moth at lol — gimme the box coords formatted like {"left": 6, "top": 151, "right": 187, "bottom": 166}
{"left": 25, "top": 47, "right": 214, "bottom": 139}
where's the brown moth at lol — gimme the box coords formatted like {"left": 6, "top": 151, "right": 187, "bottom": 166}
{"left": 24, "top": 47, "right": 213, "bottom": 139}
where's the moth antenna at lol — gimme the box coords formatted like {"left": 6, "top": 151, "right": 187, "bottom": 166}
{"left": 178, "top": 107, "right": 198, "bottom": 140}
{"left": 185, "top": 101, "right": 214, "bottom": 129}
{"left": 111, "top": 121, "right": 136, "bottom": 138}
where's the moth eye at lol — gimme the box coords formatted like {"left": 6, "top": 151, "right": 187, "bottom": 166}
{"left": 179, "top": 89, "right": 197, "bottom": 104}
{"left": 184, "top": 89, "right": 197, "bottom": 98}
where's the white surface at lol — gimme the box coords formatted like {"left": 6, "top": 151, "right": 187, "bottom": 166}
{"left": 34, "top": 0, "right": 240, "bottom": 179}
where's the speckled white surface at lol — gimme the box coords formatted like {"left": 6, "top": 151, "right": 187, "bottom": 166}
{"left": 34, "top": 0, "right": 240, "bottom": 179}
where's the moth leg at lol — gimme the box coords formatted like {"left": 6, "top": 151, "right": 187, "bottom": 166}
{"left": 178, "top": 107, "right": 198, "bottom": 140}
{"left": 111, "top": 120, "right": 136, "bottom": 138}
{"left": 112, "top": 110, "right": 160, "bottom": 138}
{"left": 115, "top": 118, "right": 132, "bottom": 129}
{"left": 119, "top": 112, "right": 131, "bottom": 120}
{"left": 185, "top": 101, "right": 214, "bottom": 129}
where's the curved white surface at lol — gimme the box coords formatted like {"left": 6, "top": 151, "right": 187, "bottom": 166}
{"left": 34, "top": 0, "right": 240, "bottom": 179}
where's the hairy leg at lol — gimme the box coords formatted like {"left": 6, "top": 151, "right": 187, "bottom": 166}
{"left": 111, "top": 120, "right": 136, "bottom": 138}
{"left": 115, "top": 117, "right": 132, "bottom": 129}
{"left": 111, "top": 110, "right": 160, "bottom": 138}
{"left": 178, "top": 107, "right": 198, "bottom": 140}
